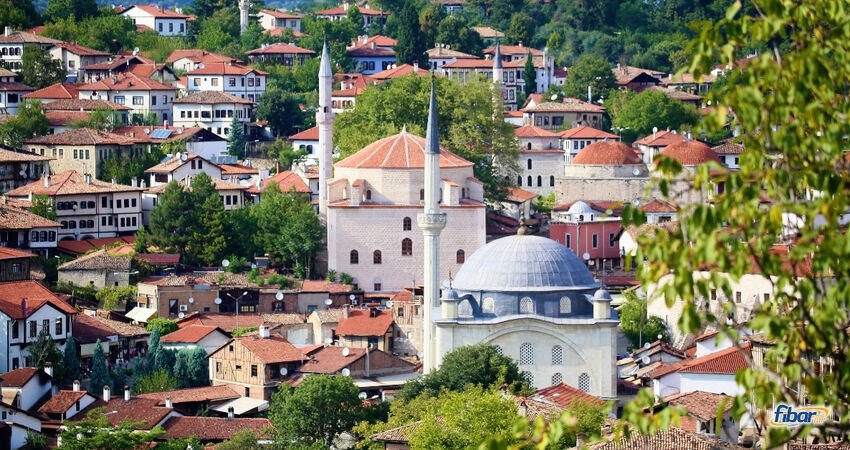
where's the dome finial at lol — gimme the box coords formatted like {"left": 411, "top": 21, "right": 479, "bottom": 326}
{"left": 401, "top": 124, "right": 407, "bottom": 133}
{"left": 517, "top": 217, "right": 530, "bottom": 235}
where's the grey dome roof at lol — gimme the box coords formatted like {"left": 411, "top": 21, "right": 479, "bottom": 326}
{"left": 451, "top": 235, "right": 599, "bottom": 292}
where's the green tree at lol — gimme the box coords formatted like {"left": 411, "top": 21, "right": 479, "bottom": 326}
{"left": 346, "top": 3, "right": 364, "bottom": 30}
{"left": 146, "top": 324, "right": 163, "bottom": 370}
{"left": 41, "top": 15, "right": 135, "bottom": 54}
{"left": 154, "top": 436, "right": 202, "bottom": 450}
{"left": 522, "top": 52, "right": 536, "bottom": 97}
{"left": 88, "top": 340, "right": 111, "bottom": 394}
{"left": 62, "top": 337, "right": 80, "bottom": 385}
{"left": 397, "top": 343, "right": 528, "bottom": 402}
{"left": 30, "top": 194, "right": 56, "bottom": 220}
{"left": 0, "top": 0, "right": 41, "bottom": 30}
{"left": 132, "top": 368, "right": 178, "bottom": 394}
{"left": 95, "top": 286, "right": 137, "bottom": 311}
{"left": 480, "top": 399, "right": 608, "bottom": 449}
{"left": 223, "top": 206, "right": 259, "bottom": 260}
{"left": 111, "top": 368, "right": 126, "bottom": 393}
{"left": 435, "top": 15, "right": 484, "bottom": 56}
{"left": 618, "top": 291, "right": 669, "bottom": 350}
{"left": 216, "top": 429, "right": 261, "bottom": 450}
{"left": 173, "top": 350, "right": 190, "bottom": 389}
{"left": 419, "top": 3, "right": 445, "bottom": 50}
{"left": 68, "top": 108, "right": 121, "bottom": 131}
{"left": 186, "top": 172, "right": 226, "bottom": 266}
{"left": 395, "top": 2, "right": 428, "bottom": 66}
{"left": 256, "top": 87, "right": 306, "bottom": 137}
{"left": 609, "top": 89, "right": 698, "bottom": 143}
{"left": 148, "top": 181, "right": 195, "bottom": 257}
{"left": 194, "top": 8, "right": 240, "bottom": 55}
{"left": 58, "top": 408, "right": 164, "bottom": 449}
{"left": 44, "top": 0, "right": 97, "bottom": 22}
{"left": 25, "top": 430, "right": 48, "bottom": 450}
{"left": 0, "top": 99, "right": 48, "bottom": 147}
{"left": 227, "top": 115, "right": 246, "bottom": 156}
{"left": 186, "top": 347, "right": 209, "bottom": 387}
{"left": 253, "top": 182, "right": 323, "bottom": 269}
{"left": 533, "top": 192, "right": 556, "bottom": 216}
{"left": 28, "top": 329, "right": 63, "bottom": 381}
{"left": 505, "top": 12, "right": 534, "bottom": 46}
{"left": 145, "top": 318, "right": 177, "bottom": 335}
{"left": 269, "top": 374, "right": 364, "bottom": 447}
{"left": 20, "top": 45, "right": 65, "bottom": 90}
{"left": 562, "top": 54, "right": 616, "bottom": 102}
{"left": 265, "top": 139, "right": 307, "bottom": 171}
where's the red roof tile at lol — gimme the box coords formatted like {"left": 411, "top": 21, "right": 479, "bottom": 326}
{"left": 77, "top": 73, "right": 176, "bottom": 92}
{"left": 7, "top": 170, "right": 143, "bottom": 197}
{"left": 165, "top": 49, "right": 237, "bottom": 64}
{"left": 369, "top": 64, "right": 430, "bottom": 82}
{"left": 559, "top": 125, "right": 619, "bottom": 140}
{"left": 136, "top": 385, "right": 239, "bottom": 405}
{"left": 122, "top": 4, "right": 190, "bottom": 18}
{"left": 289, "top": 126, "right": 318, "bottom": 140}
{"left": 160, "top": 325, "right": 222, "bottom": 344}
{"left": 219, "top": 163, "right": 258, "bottom": 176}
{"left": 221, "top": 335, "right": 317, "bottom": 364}
{"left": 0, "top": 367, "right": 43, "bottom": 387}
{"left": 640, "top": 200, "right": 678, "bottom": 213}
{"left": 335, "top": 308, "right": 393, "bottom": 337}
{"left": 0, "top": 203, "right": 61, "bottom": 230}
{"left": 185, "top": 63, "right": 268, "bottom": 76}
{"left": 335, "top": 130, "right": 473, "bottom": 169}
{"left": 53, "top": 42, "right": 110, "bottom": 56}
{"left": 0, "top": 280, "right": 77, "bottom": 320}
{"left": 664, "top": 391, "right": 733, "bottom": 422}
{"left": 0, "top": 246, "right": 35, "bottom": 259}
{"left": 161, "top": 416, "right": 272, "bottom": 440}
{"left": 507, "top": 187, "right": 537, "bottom": 202}
{"left": 633, "top": 130, "right": 687, "bottom": 147}
{"left": 256, "top": 170, "right": 310, "bottom": 194}
{"left": 75, "top": 397, "right": 173, "bottom": 430}
{"left": 533, "top": 383, "right": 605, "bottom": 408}
{"left": 484, "top": 45, "right": 543, "bottom": 57}
{"left": 514, "top": 125, "right": 559, "bottom": 138}
{"left": 651, "top": 342, "right": 751, "bottom": 378}
{"left": 25, "top": 128, "right": 135, "bottom": 146}
{"left": 38, "top": 390, "right": 90, "bottom": 414}
{"left": 246, "top": 42, "right": 315, "bottom": 55}
{"left": 316, "top": 4, "right": 388, "bottom": 16}
{"left": 299, "top": 280, "right": 354, "bottom": 293}
{"left": 136, "top": 253, "right": 180, "bottom": 265}
{"left": 297, "top": 346, "right": 368, "bottom": 373}
{"left": 23, "top": 83, "right": 80, "bottom": 100}
{"left": 56, "top": 236, "right": 135, "bottom": 256}
{"left": 572, "top": 141, "right": 643, "bottom": 165}
{"left": 589, "top": 426, "right": 737, "bottom": 449}
{"left": 259, "top": 9, "right": 301, "bottom": 19}
{"left": 659, "top": 140, "right": 721, "bottom": 166}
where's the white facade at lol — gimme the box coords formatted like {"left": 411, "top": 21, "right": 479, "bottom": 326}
{"left": 78, "top": 88, "right": 175, "bottom": 125}
{"left": 0, "top": 303, "right": 72, "bottom": 374}
{"left": 0, "top": 404, "right": 41, "bottom": 449}
{"left": 257, "top": 10, "right": 302, "bottom": 31}
{"left": 120, "top": 6, "right": 189, "bottom": 36}
{"left": 172, "top": 100, "right": 253, "bottom": 139}
{"left": 185, "top": 65, "right": 267, "bottom": 103}
{"left": 516, "top": 150, "right": 564, "bottom": 195}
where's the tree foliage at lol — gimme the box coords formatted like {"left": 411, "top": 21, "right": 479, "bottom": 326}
{"left": 62, "top": 337, "right": 80, "bottom": 385}
{"left": 145, "top": 318, "right": 178, "bottom": 335}
{"left": 187, "top": 171, "right": 227, "bottom": 266}
{"left": 28, "top": 329, "right": 63, "bottom": 381}
{"left": 147, "top": 181, "right": 194, "bottom": 257}
{"left": 269, "top": 374, "right": 364, "bottom": 447}
{"left": 216, "top": 429, "right": 262, "bottom": 450}
{"left": 43, "top": 0, "right": 97, "bottom": 22}
{"left": 31, "top": 194, "right": 57, "bottom": 221}
{"left": 88, "top": 339, "right": 111, "bottom": 394}
{"left": 20, "top": 45, "right": 65, "bottom": 90}
{"left": 58, "top": 407, "right": 165, "bottom": 449}
{"left": 522, "top": 52, "right": 537, "bottom": 97}
{"left": 561, "top": 54, "right": 616, "bottom": 102}
{"left": 395, "top": 2, "right": 428, "bottom": 66}
{"left": 0, "top": 0, "right": 41, "bottom": 30}
{"left": 252, "top": 181, "right": 323, "bottom": 269}
{"left": 505, "top": 12, "right": 535, "bottom": 46}
{"left": 95, "top": 286, "right": 137, "bottom": 311}
{"left": 435, "top": 15, "right": 484, "bottom": 57}
{"left": 607, "top": 89, "right": 699, "bottom": 143}
{"left": 0, "top": 100, "right": 48, "bottom": 147}
{"left": 226, "top": 115, "right": 246, "bottom": 156}
{"left": 256, "top": 87, "right": 306, "bottom": 137}
{"left": 618, "top": 291, "right": 669, "bottom": 350}
{"left": 132, "top": 368, "right": 178, "bottom": 394}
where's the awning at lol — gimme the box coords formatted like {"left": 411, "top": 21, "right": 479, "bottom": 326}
{"left": 210, "top": 397, "right": 269, "bottom": 415}
{"left": 352, "top": 372, "right": 421, "bottom": 389}
{"left": 2, "top": 389, "right": 18, "bottom": 406}
{"left": 125, "top": 307, "right": 157, "bottom": 323}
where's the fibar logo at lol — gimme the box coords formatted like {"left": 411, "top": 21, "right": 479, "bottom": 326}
{"left": 770, "top": 404, "right": 830, "bottom": 427}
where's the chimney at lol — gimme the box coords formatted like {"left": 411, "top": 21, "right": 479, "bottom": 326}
{"left": 103, "top": 385, "right": 111, "bottom": 402}
{"left": 343, "top": 304, "right": 350, "bottom": 319}
{"left": 73, "top": 380, "right": 81, "bottom": 391}
{"left": 365, "top": 346, "right": 370, "bottom": 377}
{"left": 141, "top": 179, "right": 147, "bottom": 188}
{"left": 1, "top": 195, "right": 6, "bottom": 205}
{"left": 165, "top": 397, "right": 173, "bottom": 408}
{"left": 227, "top": 406, "right": 235, "bottom": 419}
{"left": 259, "top": 324, "right": 270, "bottom": 338}
{"left": 413, "top": 61, "right": 419, "bottom": 72}
{"left": 371, "top": 41, "right": 376, "bottom": 50}
{"left": 124, "top": 385, "right": 131, "bottom": 401}
{"left": 21, "top": 298, "right": 28, "bottom": 317}
{"left": 43, "top": 174, "right": 50, "bottom": 187}
{"left": 111, "top": 177, "right": 117, "bottom": 184}
{"left": 343, "top": 2, "right": 349, "bottom": 11}
{"left": 4, "top": 27, "right": 11, "bottom": 37}
{"left": 163, "top": 120, "right": 169, "bottom": 129}
{"left": 275, "top": 160, "right": 280, "bottom": 173}
{"left": 44, "top": 362, "right": 54, "bottom": 378}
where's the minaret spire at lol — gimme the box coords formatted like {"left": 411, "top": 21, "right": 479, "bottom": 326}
{"left": 317, "top": 42, "right": 334, "bottom": 223}
{"left": 492, "top": 42, "right": 503, "bottom": 83}
{"left": 239, "top": 0, "right": 250, "bottom": 35}
{"left": 418, "top": 74, "right": 447, "bottom": 372}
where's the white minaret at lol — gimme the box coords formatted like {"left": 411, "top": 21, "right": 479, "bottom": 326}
{"left": 492, "top": 42, "right": 503, "bottom": 84}
{"left": 239, "top": 0, "right": 250, "bottom": 34}
{"left": 417, "top": 76, "right": 446, "bottom": 373}
{"left": 317, "top": 42, "right": 335, "bottom": 223}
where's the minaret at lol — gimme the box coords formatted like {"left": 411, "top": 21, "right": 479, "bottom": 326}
{"left": 492, "top": 43, "right": 503, "bottom": 84}
{"left": 317, "top": 42, "right": 335, "bottom": 223}
{"left": 239, "top": 0, "right": 250, "bottom": 34}
{"left": 417, "top": 76, "right": 447, "bottom": 373}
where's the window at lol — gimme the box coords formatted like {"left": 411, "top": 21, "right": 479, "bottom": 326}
{"left": 229, "top": 345, "right": 234, "bottom": 352}
{"left": 235, "top": 365, "right": 242, "bottom": 372}
{"left": 216, "top": 362, "right": 221, "bottom": 372}
{"left": 764, "top": 292, "right": 770, "bottom": 302}
{"left": 114, "top": 95, "right": 125, "bottom": 105}
{"left": 251, "top": 365, "right": 258, "bottom": 377}
{"left": 456, "top": 249, "right": 465, "bottom": 264}
{"left": 519, "top": 297, "right": 533, "bottom": 314}
{"left": 12, "top": 263, "right": 21, "bottom": 273}
{"left": 482, "top": 297, "right": 495, "bottom": 314}
{"left": 519, "top": 343, "right": 533, "bottom": 365}
{"left": 194, "top": 78, "right": 201, "bottom": 86}
{"left": 559, "top": 296, "right": 571, "bottom": 314}
{"left": 211, "top": 78, "right": 218, "bottom": 86}
{"left": 372, "top": 250, "right": 382, "bottom": 264}
{"left": 29, "top": 320, "right": 37, "bottom": 338}
{"left": 158, "top": 23, "right": 163, "bottom": 32}
{"left": 403, "top": 217, "right": 411, "bottom": 231}
{"left": 592, "top": 233, "right": 598, "bottom": 249}
{"left": 245, "top": 387, "right": 250, "bottom": 397}
{"left": 31, "top": 230, "right": 38, "bottom": 242}
{"left": 493, "top": 345, "right": 503, "bottom": 355}
{"left": 401, "top": 238, "right": 412, "bottom": 256}
{"left": 527, "top": 176, "right": 532, "bottom": 186}
{"left": 397, "top": 307, "right": 404, "bottom": 317}
{"left": 168, "top": 22, "right": 173, "bottom": 32}
{"left": 517, "top": 176, "right": 522, "bottom": 186}
{"left": 124, "top": 199, "right": 129, "bottom": 208}
{"left": 229, "top": 78, "right": 236, "bottom": 87}
{"left": 537, "top": 175, "right": 542, "bottom": 187}
{"left": 132, "top": 96, "right": 144, "bottom": 105}
{"left": 365, "top": 189, "right": 371, "bottom": 200}
{"left": 578, "top": 373, "right": 590, "bottom": 392}
{"left": 350, "top": 250, "right": 359, "bottom": 264}
{"left": 609, "top": 232, "right": 616, "bottom": 248}
{"left": 179, "top": 23, "right": 184, "bottom": 32}
{"left": 550, "top": 175, "right": 555, "bottom": 186}
{"left": 552, "top": 373, "right": 563, "bottom": 385}
{"left": 710, "top": 289, "right": 717, "bottom": 300}
{"left": 552, "top": 345, "right": 563, "bottom": 365}
{"left": 12, "top": 321, "right": 18, "bottom": 339}
{"left": 527, "top": 158, "right": 532, "bottom": 170}
{"left": 419, "top": 189, "right": 425, "bottom": 201}
{"left": 151, "top": 95, "right": 157, "bottom": 105}
{"left": 736, "top": 291, "right": 742, "bottom": 303}
{"left": 85, "top": 149, "right": 89, "bottom": 160}
{"left": 374, "top": 282, "right": 381, "bottom": 291}
{"left": 55, "top": 318, "right": 63, "bottom": 335}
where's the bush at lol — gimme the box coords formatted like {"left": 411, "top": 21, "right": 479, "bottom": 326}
{"left": 145, "top": 318, "right": 178, "bottom": 335}
{"left": 326, "top": 269, "right": 337, "bottom": 282}
{"left": 340, "top": 273, "right": 354, "bottom": 285}
{"left": 232, "top": 326, "right": 258, "bottom": 337}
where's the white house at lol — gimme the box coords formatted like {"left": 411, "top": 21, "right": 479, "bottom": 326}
{"left": 0, "top": 280, "right": 77, "bottom": 373}
{"left": 185, "top": 63, "right": 268, "bottom": 103}
{"left": 0, "top": 67, "right": 33, "bottom": 116}
{"left": 0, "top": 27, "right": 62, "bottom": 72}
{"left": 172, "top": 91, "right": 255, "bottom": 139}
{"left": 160, "top": 325, "right": 230, "bottom": 354}
{"left": 48, "top": 43, "right": 110, "bottom": 78}
{"left": 651, "top": 342, "right": 750, "bottom": 398}
{"left": 0, "top": 396, "right": 42, "bottom": 449}
{"left": 514, "top": 125, "right": 563, "bottom": 195}
{"left": 37, "top": 383, "right": 98, "bottom": 422}
{"left": 120, "top": 5, "right": 190, "bottom": 36}
{"left": 77, "top": 73, "right": 177, "bottom": 125}
{"left": 712, "top": 141, "right": 744, "bottom": 169}
{"left": 257, "top": 10, "right": 302, "bottom": 32}
{"left": 315, "top": 2, "right": 388, "bottom": 29}
{"left": 426, "top": 45, "right": 477, "bottom": 72}
{"left": 558, "top": 125, "right": 620, "bottom": 164}
{"left": 0, "top": 366, "right": 54, "bottom": 412}
{"left": 288, "top": 126, "right": 319, "bottom": 163}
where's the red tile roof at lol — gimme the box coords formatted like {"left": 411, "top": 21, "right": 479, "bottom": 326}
{"left": 506, "top": 187, "right": 537, "bottom": 203}
{"left": 171, "top": 91, "right": 254, "bottom": 105}
{"left": 484, "top": 45, "right": 543, "bottom": 57}
{"left": 122, "top": 4, "right": 190, "bottom": 18}
{"left": 299, "top": 280, "right": 354, "bottom": 293}
{"left": 262, "top": 27, "right": 305, "bottom": 38}
{"left": 160, "top": 325, "right": 222, "bottom": 344}
{"left": 0, "top": 280, "right": 77, "bottom": 320}
{"left": 75, "top": 397, "right": 173, "bottom": 429}
{"left": 514, "top": 125, "right": 558, "bottom": 138}
{"left": 347, "top": 46, "right": 395, "bottom": 57}
{"left": 219, "top": 163, "right": 259, "bottom": 175}
{"left": 38, "top": 390, "right": 90, "bottom": 414}
{"left": 259, "top": 9, "right": 301, "bottom": 19}
{"left": 136, "top": 385, "right": 239, "bottom": 405}
{"left": 53, "top": 42, "right": 110, "bottom": 56}
{"left": 0, "top": 203, "right": 61, "bottom": 230}
{"left": 7, "top": 170, "right": 143, "bottom": 197}
{"left": 246, "top": 42, "right": 315, "bottom": 55}
{"left": 77, "top": 73, "right": 176, "bottom": 92}
{"left": 349, "top": 35, "right": 397, "bottom": 49}
{"left": 185, "top": 63, "right": 268, "bottom": 76}
{"left": 254, "top": 170, "right": 310, "bottom": 194}
{"left": 572, "top": 141, "right": 643, "bottom": 165}
{"left": 161, "top": 416, "right": 272, "bottom": 440}
{"left": 335, "top": 308, "right": 393, "bottom": 337}
{"left": 316, "top": 4, "right": 388, "bottom": 16}
{"left": 589, "top": 427, "right": 737, "bottom": 450}
{"left": 0, "top": 367, "right": 43, "bottom": 387}
{"left": 524, "top": 99, "right": 604, "bottom": 113}
{"left": 369, "top": 64, "right": 430, "bottom": 82}
{"left": 42, "top": 99, "right": 131, "bottom": 112}
{"left": 650, "top": 342, "right": 751, "bottom": 378}
{"left": 289, "top": 126, "right": 318, "bottom": 141}
{"left": 165, "top": 49, "right": 237, "bottom": 64}
{"left": 640, "top": 199, "right": 678, "bottom": 213}
{"left": 559, "top": 125, "right": 619, "bottom": 140}
{"left": 23, "top": 83, "right": 80, "bottom": 100}
{"left": 633, "top": 130, "right": 687, "bottom": 148}
{"left": 659, "top": 141, "right": 721, "bottom": 166}
{"left": 56, "top": 236, "right": 135, "bottom": 256}
{"left": 664, "top": 391, "right": 733, "bottom": 422}
{"left": 533, "top": 383, "right": 605, "bottom": 408}
{"left": 297, "top": 346, "right": 367, "bottom": 373}
{"left": 225, "top": 335, "right": 317, "bottom": 364}
{"left": 136, "top": 253, "right": 181, "bottom": 265}
{"left": 0, "top": 246, "right": 35, "bottom": 259}
{"left": 335, "top": 130, "right": 473, "bottom": 169}
{"left": 24, "top": 128, "right": 135, "bottom": 146}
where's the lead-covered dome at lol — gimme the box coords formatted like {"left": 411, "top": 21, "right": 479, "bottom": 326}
{"left": 451, "top": 235, "right": 598, "bottom": 292}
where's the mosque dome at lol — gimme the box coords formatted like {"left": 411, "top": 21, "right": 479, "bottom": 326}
{"left": 572, "top": 141, "right": 643, "bottom": 165}
{"left": 334, "top": 128, "right": 472, "bottom": 169}
{"left": 658, "top": 140, "right": 721, "bottom": 166}
{"left": 566, "top": 201, "right": 595, "bottom": 216}
{"left": 451, "top": 234, "right": 598, "bottom": 292}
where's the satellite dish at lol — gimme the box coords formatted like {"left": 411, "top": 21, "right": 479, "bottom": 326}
{"left": 349, "top": 294, "right": 356, "bottom": 300}
{"left": 280, "top": 367, "right": 288, "bottom": 376}
{"left": 324, "top": 338, "right": 332, "bottom": 345}
{"left": 582, "top": 252, "right": 590, "bottom": 261}
{"left": 550, "top": 94, "right": 558, "bottom": 100}
{"left": 632, "top": 199, "right": 641, "bottom": 206}
{"left": 358, "top": 392, "right": 367, "bottom": 399}
{"left": 18, "top": 170, "right": 25, "bottom": 177}
{"left": 416, "top": 351, "right": 424, "bottom": 359}
{"left": 214, "top": 297, "right": 222, "bottom": 305}
{"left": 188, "top": 297, "right": 194, "bottom": 304}
{"left": 178, "top": 312, "right": 185, "bottom": 319}
{"left": 386, "top": 301, "right": 393, "bottom": 308}
{"left": 641, "top": 355, "right": 651, "bottom": 365}
{"left": 144, "top": 128, "right": 150, "bottom": 134}
{"left": 180, "top": 153, "right": 188, "bottom": 162}
{"left": 275, "top": 292, "right": 284, "bottom": 301}
{"left": 341, "top": 368, "right": 350, "bottom": 377}
{"left": 251, "top": 263, "right": 257, "bottom": 270}
{"left": 133, "top": 47, "right": 139, "bottom": 56}
{"left": 222, "top": 259, "right": 230, "bottom": 267}
{"left": 324, "top": 298, "right": 332, "bottom": 306}
{"left": 658, "top": 334, "right": 663, "bottom": 340}
{"left": 632, "top": 168, "right": 641, "bottom": 176}
{"left": 342, "top": 347, "right": 350, "bottom": 357}
{"left": 644, "top": 342, "right": 652, "bottom": 349}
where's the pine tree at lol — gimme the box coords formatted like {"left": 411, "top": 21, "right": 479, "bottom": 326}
{"left": 523, "top": 52, "right": 537, "bottom": 97}
{"left": 173, "top": 351, "right": 190, "bottom": 389}
{"left": 147, "top": 324, "right": 162, "bottom": 370}
{"left": 187, "top": 347, "right": 209, "bottom": 387}
{"left": 187, "top": 172, "right": 226, "bottom": 266}
{"left": 346, "top": 4, "right": 364, "bottom": 30}
{"left": 88, "top": 340, "right": 111, "bottom": 394}
{"left": 62, "top": 337, "right": 80, "bottom": 385}
{"left": 28, "top": 329, "right": 64, "bottom": 381}
{"left": 111, "top": 367, "right": 126, "bottom": 393}
{"left": 227, "top": 116, "right": 246, "bottom": 156}
{"left": 395, "top": 2, "right": 428, "bottom": 67}
{"left": 148, "top": 181, "right": 195, "bottom": 257}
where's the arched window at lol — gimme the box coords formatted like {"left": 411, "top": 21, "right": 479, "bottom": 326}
{"left": 403, "top": 217, "right": 411, "bottom": 231}
{"left": 527, "top": 175, "right": 532, "bottom": 186}
{"left": 517, "top": 176, "right": 522, "bottom": 186}
{"left": 458, "top": 299, "right": 473, "bottom": 317}
{"left": 537, "top": 175, "right": 542, "bottom": 187}
{"left": 493, "top": 344, "right": 503, "bottom": 355}
{"left": 401, "top": 238, "right": 412, "bottom": 256}
{"left": 482, "top": 297, "right": 495, "bottom": 314}
{"left": 551, "top": 373, "right": 563, "bottom": 385}
{"left": 365, "top": 190, "right": 371, "bottom": 200}
{"left": 522, "top": 371, "right": 534, "bottom": 388}
{"left": 552, "top": 345, "right": 563, "bottom": 365}
{"left": 373, "top": 250, "right": 382, "bottom": 264}
{"left": 519, "top": 297, "right": 533, "bottom": 314}
{"left": 527, "top": 142, "right": 532, "bottom": 150}
{"left": 578, "top": 373, "right": 591, "bottom": 392}
{"left": 559, "top": 296, "right": 571, "bottom": 314}
{"left": 461, "top": 188, "right": 466, "bottom": 198}
{"left": 420, "top": 189, "right": 425, "bottom": 201}
{"left": 456, "top": 249, "right": 465, "bottom": 263}
{"left": 350, "top": 250, "right": 359, "bottom": 264}
{"left": 527, "top": 158, "right": 532, "bottom": 169}
{"left": 550, "top": 175, "right": 555, "bottom": 186}
{"left": 520, "top": 343, "right": 534, "bottom": 365}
